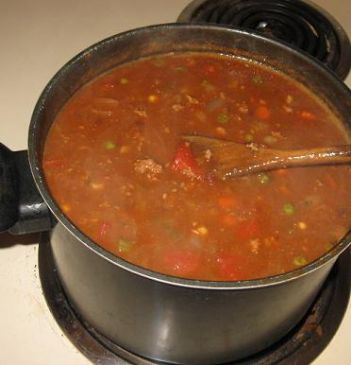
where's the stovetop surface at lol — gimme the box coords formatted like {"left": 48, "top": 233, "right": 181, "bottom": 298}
{"left": 1, "top": 1, "right": 351, "bottom": 364}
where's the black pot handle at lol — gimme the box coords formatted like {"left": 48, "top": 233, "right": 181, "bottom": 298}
{"left": 0, "top": 143, "right": 54, "bottom": 235}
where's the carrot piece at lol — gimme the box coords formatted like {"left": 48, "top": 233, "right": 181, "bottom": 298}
{"left": 236, "top": 219, "right": 259, "bottom": 240}
{"left": 255, "top": 105, "right": 271, "bottom": 120}
{"left": 161, "top": 249, "right": 201, "bottom": 277}
{"left": 278, "top": 185, "right": 290, "bottom": 195}
{"left": 218, "top": 195, "right": 236, "bottom": 210}
{"left": 216, "top": 254, "right": 246, "bottom": 280}
{"left": 204, "top": 65, "right": 216, "bottom": 74}
{"left": 324, "top": 174, "right": 337, "bottom": 189}
{"left": 61, "top": 204, "right": 71, "bottom": 213}
{"left": 222, "top": 214, "right": 236, "bottom": 226}
{"left": 275, "top": 168, "right": 288, "bottom": 176}
{"left": 300, "top": 111, "right": 316, "bottom": 121}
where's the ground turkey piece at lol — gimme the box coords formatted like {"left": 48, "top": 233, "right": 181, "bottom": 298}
{"left": 134, "top": 159, "right": 163, "bottom": 180}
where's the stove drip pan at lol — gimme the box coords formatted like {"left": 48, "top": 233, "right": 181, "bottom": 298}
{"left": 177, "top": 0, "right": 351, "bottom": 80}
{"left": 39, "top": 234, "right": 351, "bottom": 365}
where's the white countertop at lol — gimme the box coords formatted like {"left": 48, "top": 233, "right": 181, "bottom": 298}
{"left": 0, "top": 1, "right": 350, "bottom": 364}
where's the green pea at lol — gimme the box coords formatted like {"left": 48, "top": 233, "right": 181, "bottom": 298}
{"left": 252, "top": 75, "right": 264, "bottom": 85}
{"left": 293, "top": 256, "right": 307, "bottom": 267}
{"left": 244, "top": 133, "right": 254, "bottom": 143}
{"left": 201, "top": 79, "right": 215, "bottom": 91}
{"left": 257, "top": 173, "right": 270, "bottom": 184}
{"left": 117, "top": 239, "right": 133, "bottom": 253}
{"left": 103, "top": 141, "right": 117, "bottom": 150}
{"left": 175, "top": 66, "right": 186, "bottom": 72}
{"left": 283, "top": 203, "right": 295, "bottom": 215}
{"left": 120, "top": 78, "right": 129, "bottom": 85}
{"left": 217, "top": 113, "right": 229, "bottom": 124}
{"left": 153, "top": 58, "right": 165, "bottom": 67}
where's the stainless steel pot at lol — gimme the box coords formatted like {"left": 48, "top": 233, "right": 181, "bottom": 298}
{"left": 1, "top": 24, "right": 351, "bottom": 364}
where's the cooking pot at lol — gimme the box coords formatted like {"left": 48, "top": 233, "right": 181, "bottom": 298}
{"left": 1, "top": 24, "right": 351, "bottom": 364}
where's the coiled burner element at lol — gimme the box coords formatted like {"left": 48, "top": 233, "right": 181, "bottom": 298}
{"left": 178, "top": 0, "right": 351, "bottom": 79}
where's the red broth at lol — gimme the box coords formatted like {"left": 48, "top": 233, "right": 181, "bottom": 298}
{"left": 43, "top": 52, "right": 351, "bottom": 281}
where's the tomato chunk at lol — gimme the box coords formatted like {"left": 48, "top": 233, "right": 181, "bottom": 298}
{"left": 236, "top": 219, "right": 259, "bottom": 240}
{"left": 171, "top": 142, "right": 202, "bottom": 178}
{"left": 161, "top": 249, "right": 201, "bottom": 277}
{"left": 216, "top": 254, "right": 246, "bottom": 280}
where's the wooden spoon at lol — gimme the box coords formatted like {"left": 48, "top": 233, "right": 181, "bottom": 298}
{"left": 183, "top": 135, "right": 351, "bottom": 179}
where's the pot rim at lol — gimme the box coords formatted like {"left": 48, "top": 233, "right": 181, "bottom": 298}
{"left": 28, "top": 22, "right": 351, "bottom": 290}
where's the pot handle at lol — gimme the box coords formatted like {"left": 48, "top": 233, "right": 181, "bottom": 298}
{"left": 0, "top": 143, "right": 54, "bottom": 234}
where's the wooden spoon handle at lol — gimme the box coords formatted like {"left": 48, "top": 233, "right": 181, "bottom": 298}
{"left": 278, "top": 145, "right": 351, "bottom": 166}
{"left": 223, "top": 145, "right": 351, "bottom": 178}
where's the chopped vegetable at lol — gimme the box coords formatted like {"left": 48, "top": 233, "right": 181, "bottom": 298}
{"left": 249, "top": 239, "right": 260, "bottom": 254}
{"left": 171, "top": 142, "right": 201, "bottom": 178}
{"left": 216, "top": 254, "right": 245, "bottom": 280}
{"left": 301, "top": 111, "right": 316, "bottom": 121}
{"left": 118, "top": 239, "right": 134, "bottom": 253}
{"left": 90, "top": 182, "right": 104, "bottom": 190}
{"left": 275, "top": 169, "right": 288, "bottom": 176}
{"left": 257, "top": 173, "right": 270, "bottom": 184}
{"left": 119, "top": 145, "right": 130, "bottom": 154}
{"left": 217, "top": 113, "right": 229, "bottom": 124}
{"left": 252, "top": 75, "right": 264, "bottom": 85}
{"left": 255, "top": 105, "right": 271, "bottom": 120}
{"left": 120, "top": 78, "right": 129, "bottom": 84}
{"left": 215, "top": 126, "right": 227, "bottom": 136}
{"left": 103, "top": 141, "right": 117, "bottom": 150}
{"left": 244, "top": 133, "right": 254, "bottom": 143}
{"left": 293, "top": 256, "right": 307, "bottom": 267}
{"left": 263, "top": 135, "right": 277, "bottom": 145}
{"left": 286, "top": 95, "right": 293, "bottom": 104}
{"left": 298, "top": 222, "right": 307, "bottom": 230}
{"left": 201, "top": 79, "right": 215, "bottom": 92}
{"left": 152, "top": 58, "right": 165, "bottom": 67}
{"left": 222, "top": 214, "right": 236, "bottom": 226}
{"left": 236, "top": 219, "right": 259, "bottom": 240}
{"left": 324, "top": 174, "right": 337, "bottom": 189}
{"left": 192, "top": 225, "right": 208, "bottom": 236}
{"left": 148, "top": 94, "right": 158, "bottom": 103}
{"left": 207, "top": 98, "right": 224, "bottom": 111}
{"left": 218, "top": 195, "right": 236, "bottom": 210}
{"left": 62, "top": 204, "right": 71, "bottom": 213}
{"left": 160, "top": 221, "right": 179, "bottom": 239}
{"left": 283, "top": 203, "right": 295, "bottom": 215}
{"left": 204, "top": 65, "right": 216, "bottom": 73}
{"left": 161, "top": 249, "right": 201, "bottom": 276}
{"left": 175, "top": 66, "right": 186, "bottom": 72}
{"left": 185, "top": 94, "right": 199, "bottom": 104}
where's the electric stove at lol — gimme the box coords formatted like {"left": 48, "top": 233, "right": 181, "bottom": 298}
{"left": 1, "top": 1, "right": 351, "bottom": 364}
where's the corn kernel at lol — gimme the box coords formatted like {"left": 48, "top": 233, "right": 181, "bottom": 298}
{"left": 298, "top": 222, "right": 307, "bottom": 230}
{"left": 192, "top": 225, "right": 208, "bottom": 236}
{"left": 148, "top": 94, "right": 158, "bottom": 103}
{"left": 62, "top": 204, "right": 71, "bottom": 212}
